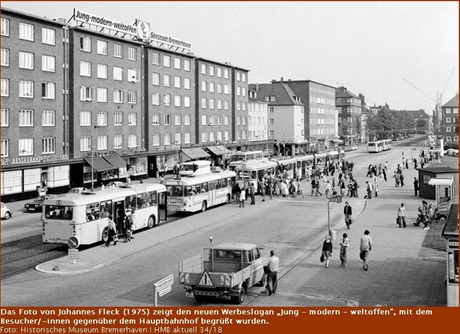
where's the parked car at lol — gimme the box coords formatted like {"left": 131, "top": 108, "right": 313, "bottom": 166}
{"left": 1, "top": 202, "right": 12, "bottom": 220}
{"left": 350, "top": 145, "right": 358, "bottom": 151}
{"left": 24, "top": 195, "right": 56, "bottom": 212}
{"left": 68, "top": 187, "right": 89, "bottom": 194}
{"left": 445, "top": 149, "right": 459, "bottom": 157}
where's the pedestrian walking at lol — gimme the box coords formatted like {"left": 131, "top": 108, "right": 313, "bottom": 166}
{"left": 397, "top": 203, "right": 407, "bottom": 228}
{"left": 123, "top": 209, "right": 133, "bottom": 242}
{"left": 315, "top": 178, "right": 322, "bottom": 196}
{"left": 325, "top": 180, "right": 331, "bottom": 197}
{"left": 343, "top": 201, "right": 353, "bottom": 229}
{"left": 359, "top": 230, "right": 372, "bottom": 271}
{"left": 413, "top": 177, "right": 419, "bottom": 196}
{"left": 400, "top": 173, "right": 405, "bottom": 187}
{"left": 339, "top": 233, "right": 350, "bottom": 268}
{"left": 365, "top": 181, "right": 373, "bottom": 199}
{"left": 264, "top": 250, "right": 279, "bottom": 296}
{"left": 311, "top": 177, "right": 316, "bottom": 196}
{"left": 250, "top": 183, "right": 256, "bottom": 205}
{"left": 382, "top": 168, "right": 387, "bottom": 182}
{"left": 321, "top": 235, "right": 333, "bottom": 268}
{"left": 105, "top": 216, "right": 118, "bottom": 247}
{"left": 259, "top": 179, "right": 266, "bottom": 202}
{"left": 239, "top": 188, "right": 246, "bottom": 207}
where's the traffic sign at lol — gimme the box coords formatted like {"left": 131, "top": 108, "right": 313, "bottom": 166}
{"left": 68, "top": 248, "right": 79, "bottom": 259}
{"left": 154, "top": 274, "right": 174, "bottom": 292}
{"left": 67, "top": 236, "right": 80, "bottom": 249}
{"left": 158, "top": 286, "right": 171, "bottom": 297}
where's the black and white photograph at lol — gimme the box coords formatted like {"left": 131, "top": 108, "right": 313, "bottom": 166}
{"left": 1, "top": 0, "right": 458, "bottom": 313}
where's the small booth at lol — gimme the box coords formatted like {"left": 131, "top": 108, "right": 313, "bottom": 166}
{"left": 418, "top": 165, "right": 458, "bottom": 200}
{"left": 441, "top": 204, "right": 459, "bottom": 306}
{"left": 428, "top": 178, "right": 453, "bottom": 219}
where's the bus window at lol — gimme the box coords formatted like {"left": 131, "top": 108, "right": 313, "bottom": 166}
{"left": 201, "top": 182, "right": 208, "bottom": 193}
{"left": 100, "top": 200, "right": 112, "bottom": 218}
{"left": 126, "top": 195, "right": 136, "bottom": 211}
{"left": 45, "top": 205, "right": 73, "bottom": 220}
{"left": 209, "top": 181, "right": 217, "bottom": 190}
{"left": 193, "top": 184, "right": 201, "bottom": 194}
{"left": 251, "top": 171, "right": 257, "bottom": 179}
{"left": 137, "top": 193, "right": 147, "bottom": 209}
{"left": 167, "top": 186, "right": 183, "bottom": 197}
{"left": 147, "top": 191, "right": 157, "bottom": 206}
{"left": 222, "top": 178, "right": 228, "bottom": 188}
{"left": 86, "top": 203, "right": 100, "bottom": 221}
{"left": 185, "top": 186, "right": 194, "bottom": 196}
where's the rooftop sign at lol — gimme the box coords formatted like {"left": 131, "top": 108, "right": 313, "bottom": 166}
{"left": 74, "top": 9, "right": 137, "bottom": 35}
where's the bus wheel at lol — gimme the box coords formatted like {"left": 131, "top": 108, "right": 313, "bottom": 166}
{"left": 148, "top": 215, "right": 156, "bottom": 229}
{"left": 101, "top": 228, "right": 109, "bottom": 243}
{"left": 226, "top": 194, "right": 231, "bottom": 204}
{"left": 201, "top": 201, "right": 207, "bottom": 212}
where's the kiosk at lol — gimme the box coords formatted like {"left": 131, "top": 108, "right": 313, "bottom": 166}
{"left": 441, "top": 204, "right": 458, "bottom": 306}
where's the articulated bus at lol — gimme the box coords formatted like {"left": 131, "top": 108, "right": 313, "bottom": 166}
{"left": 41, "top": 183, "right": 167, "bottom": 246}
{"left": 229, "top": 150, "right": 264, "bottom": 171}
{"left": 235, "top": 160, "right": 278, "bottom": 193}
{"left": 273, "top": 157, "right": 298, "bottom": 179}
{"left": 165, "top": 169, "right": 236, "bottom": 213}
{"left": 368, "top": 139, "right": 392, "bottom": 153}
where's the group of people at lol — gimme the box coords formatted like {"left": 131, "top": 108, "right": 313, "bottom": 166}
{"left": 321, "top": 230, "right": 372, "bottom": 271}
{"left": 105, "top": 208, "right": 135, "bottom": 247}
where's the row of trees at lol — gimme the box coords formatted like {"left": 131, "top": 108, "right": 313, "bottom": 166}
{"left": 366, "top": 104, "right": 418, "bottom": 141}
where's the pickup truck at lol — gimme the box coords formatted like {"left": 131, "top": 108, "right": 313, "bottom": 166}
{"left": 179, "top": 243, "right": 269, "bottom": 304}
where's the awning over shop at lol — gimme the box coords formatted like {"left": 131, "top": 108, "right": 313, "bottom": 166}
{"left": 428, "top": 178, "right": 453, "bottom": 186}
{"left": 206, "top": 145, "right": 231, "bottom": 156}
{"left": 103, "top": 155, "right": 127, "bottom": 169}
{"left": 84, "top": 157, "right": 114, "bottom": 172}
{"left": 181, "top": 148, "right": 210, "bottom": 160}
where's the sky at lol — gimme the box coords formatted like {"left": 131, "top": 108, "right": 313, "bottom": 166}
{"left": 3, "top": 1, "right": 458, "bottom": 115}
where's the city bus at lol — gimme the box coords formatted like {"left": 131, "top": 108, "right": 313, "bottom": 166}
{"left": 295, "top": 154, "right": 314, "bottom": 179}
{"left": 229, "top": 150, "right": 264, "bottom": 170}
{"left": 165, "top": 169, "right": 236, "bottom": 213}
{"left": 41, "top": 183, "right": 167, "bottom": 246}
{"left": 368, "top": 140, "right": 391, "bottom": 153}
{"left": 382, "top": 139, "right": 392, "bottom": 151}
{"left": 273, "top": 157, "right": 298, "bottom": 179}
{"left": 235, "top": 160, "right": 278, "bottom": 193}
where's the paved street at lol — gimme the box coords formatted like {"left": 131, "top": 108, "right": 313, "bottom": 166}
{"left": 0, "top": 141, "right": 451, "bottom": 306}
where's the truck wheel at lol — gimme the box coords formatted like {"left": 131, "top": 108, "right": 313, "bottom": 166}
{"left": 231, "top": 286, "right": 246, "bottom": 304}
{"left": 201, "top": 201, "right": 207, "bottom": 212}
{"left": 101, "top": 227, "right": 109, "bottom": 243}
{"left": 148, "top": 215, "right": 156, "bottom": 228}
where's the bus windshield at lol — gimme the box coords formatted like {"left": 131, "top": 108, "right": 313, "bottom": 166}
{"left": 44, "top": 205, "right": 73, "bottom": 220}
{"left": 167, "top": 185, "right": 183, "bottom": 197}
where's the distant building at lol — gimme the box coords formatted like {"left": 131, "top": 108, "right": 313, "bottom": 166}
{"left": 248, "top": 88, "right": 271, "bottom": 153}
{"left": 441, "top": 95, "right": 459, "bottom": 145}
{"left": 335, "top": 86, "right": 362, "bottom": 146}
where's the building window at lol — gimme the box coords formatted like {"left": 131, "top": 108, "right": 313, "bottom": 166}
{"left": 209, "top": 132, "right": 215, "bottom": 142}
{"left": 269, "top": 107, "right": 275, "bottom": 113}
{"left": 184, "top": 132, "right": 191, "bottom": 144}
{"left": 152, "top": 93, "right": 160, "bottom": 106}
{"left": 96, "top": 112, "right": 108, "bottom": 127}
{"left": 80, "top": 111, "right": 91, "bottom": 126}
{"left": 446, "top": 117, "right": 452, "bottom": 123}
{"left": 19, "top": 22, "right": 34, "bottom": 41}
{"left": 446, "top": 136, "right": 452, "bottom": 142}
{"left": 184, "top": 96, "right": 191, "bottom": 108}
{"left": 237, "top": 101, "right": 241, "bottom": 111}
{"left": 217, "top": 100, "right": 222, "bottom": 110}
{"left": 80, "top": 61, "right": 91, "bottom": 77}
{"left": 217, "top": 131, "right": 222, "bottom": 141}
{"left": 224, "top": 116, "right": 229, "bottom": 125}
{"left": 127, "top": 90, "right": 137, "bottom": 104}
{"left": 80, "top": 86, "right": 94, "bottom": 101}
{"left": 152, "top": 72, "right": 160, "bottom": 86}
{"left": 114, "top": 135, "right": 123, "bottom": 149}
{"left": 446, "top": 108, "right": 452, "bottom": 114}
{"left": 174, "top": 76, "right": 181, "bottom": 88}
{"left": 1, "top": 18, "right": 10, "bottom": 37}
{"left": 174, "top": 133, "right": 181, "bottom": 144}
{"left": 1, "top": 48, "right": 10, "bottom": 67}
{"left": 208, "top": 115, "right": 214, "bottom": 126}
{"left": 1, "top": 109, "right": 9, "bottom": 127}
{"left": 1, "top": 139, "right": 9, "bottom": 157}
{"left": 152, "top": 113, "right": 160, "bottom": 126}
{"left": 95, "top": 64, "right": 108, "bottom": 79}
{"left": 113, "top": 66, "right": 123, "bottom": 81}
{"left": 224, "top": 100, "right": 229, "bottom": 110}
{"left": 163, "top": 114, "right": 171, "bottom": 125}
{"left": 163, "top": 94, "right": 171, "bottom": 106}
{"left": 217, "top": 83, "right": 222, "bottom": 94}
{"left": 113, "top": 90, "right": 123, "bottom": 103}
{"left": 41, "top": 82, "right": 55, "bottom": 99}
{"left": 114, "top": 44, "right": 123, "bottom": 58}
{"left": 163, "top": 74, "right": 171, "bottom": 87}
{"left": 19, "top": 80, "right": 34, "bottom": 98}
{"left": 201, "top": 63, "right": 206, "bottom": 75}
{"left": 224, "top": 68, "right": 229, "bottom": 79}
{"left": 201, "top": 80, "right": 207, "bottom": 92}
{"left": 184, "top": 114, "right": 191, "bottom": 126}
{"left": 80, "top": 136, "right": 92, "bottom": 152}
{"left": 174, "top": 95, "right": 181, "bottom": 107}
{"left": 127, "top": 69, "right": 138, "bottom": 82}
{"left": 42, "top": 55, "right": 55, "bottom": 72}
{"left": 42, "top": 137, "right": 55, "bottom": 154}
{"left": 209, "top": 82, "right": 215, "bottom": 93}
{"left": 97, "top": 88, "right": 108, "bottom": 102}
{"left": 201, "top": 98, "right": 207, "bottom": 109}
{"left": 224, "top": 84, "right": 230, "bottom": 94}
{"left": 128, "top": 112, "right": 136, "bottom": 126}
{"left": 209, "top": 65, "right": 215, "bottom": 76}
{"left": 242, "top": 87, "right": 246, "bottom": 97}
{"left": 96, "top": 40, "right": 108, "bottom": 55}
{"left": 97, "top": 136, "right": 108, "bottom": 150}
{"left": 174, "top": 114, "right": 181, "bottom": 125}
{"left": 217, "top": 115, "right": 222, "bottom": 125}
{"left": 174, "top": 57, "right": 181, "bottom": 69}
{"left": 184, "top": 77, "right": 191, "bottom": 90}
{"left": 454, "top": 109, "right": 458, "bottom": 114}
{"left": 19, "top": 51, "right": 34, "bottom": 70}
{"left": 454, "top": 136, "right": 458, "bottom": 141}
{"left": 128, "top": 47, "right": 136, "bottom": 61}
{"left": 217, "top": 67, "right": 222, "bottom": 78}
{"left": 163, "top": 55, "right": 171, "bottom": 68}
{"left": 114, "top": 112, "right": 123, "bottom": 126}
{"left": 184, "top": 59, "right": 191, "bottom": 71}
{"left": 80, "top": 36, "right": 91, "bottom": 52}
{"left": 19, "top": 139, "right": 34, "bottom": 156}
{"left": 236, "top": 72, "right": 241, "bottom": 81}
{"left": 152, "top": 134, "right": 160, "bottom": 146}
{"left": 127, "top": 135, "right": 137, "bottom": 148}
{"left": 164, "top": 133, "right": 171, "bottom": 146}
{"left": 209, "top": 99, "right": 215, "bottom": 109}
{"left": 152, "top": 52, "right": 160, "bottom": 65}
{"left": 237, "top": 116, "right": 241, "bottom": 126}
{"left": 1, "top": 78, "right": 9, "bottom": 97}
{"left": 224, "top": 131, "right": 229, "bottom": 141}
{"left": 201, "top": 115, "right": 207, "bottom": 126}
{"left": 201, "top": 132, "right": 207, "bottom": 143}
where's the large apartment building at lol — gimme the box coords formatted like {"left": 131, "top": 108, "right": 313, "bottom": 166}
{"left": 0, "top": 7, "right": 251, "bottom": 197}
{"left": 441, "top": 94, "right": 459, "bottom": 145}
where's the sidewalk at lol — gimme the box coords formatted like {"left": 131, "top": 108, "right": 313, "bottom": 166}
{"left": 248, "top": 163, "right": 448, "bottom": 306}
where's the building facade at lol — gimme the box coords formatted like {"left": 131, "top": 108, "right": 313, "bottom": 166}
{"left": 0, "top": 7, "right": 252, "bottom": 197}
{"left": 441, "top": 95, "right": 459, "bottom": 145}
{"left": 335, "top": 86, "right": 362, "bottom": 146}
